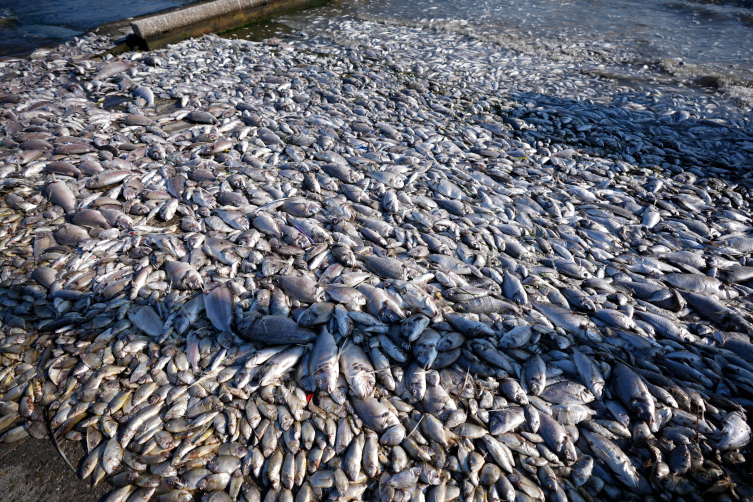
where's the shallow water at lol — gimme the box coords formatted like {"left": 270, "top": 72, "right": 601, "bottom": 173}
{"left": 235, "top": 0, "right": 753, "bottom": 106}
{"left": 3, "top": 0, "right": 753, "bottom": 105}
{"left": 354, "top": 0, "right": 753, "bottom": 80}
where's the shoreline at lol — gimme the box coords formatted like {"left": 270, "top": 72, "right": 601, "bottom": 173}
{"left": 6, "top": 0, "right": 753, "bottom": 111}
{"left": 4, "top": 0, "right": 287, "bottom": 60}
{"left": 0, "top": 2, "right": 209, "bottom": 60}
{"left": 0, "top": 15, "right": 752, "bottom": 502}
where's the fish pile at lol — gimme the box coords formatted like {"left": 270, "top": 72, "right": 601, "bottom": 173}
{"left": 0, "top": 21, "right": 752, "bottom": 502}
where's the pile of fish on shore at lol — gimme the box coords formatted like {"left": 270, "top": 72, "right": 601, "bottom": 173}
{"left": 1, "top": 19, "right": 753, "bottom": 502}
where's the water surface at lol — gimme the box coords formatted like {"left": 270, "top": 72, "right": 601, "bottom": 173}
{"left": 0, "top": 0, "right": 187, "bottom": 56}
{"left": 242, "top": 0, "right": 753, "bottom": 105}
{"left": 3, "top": 0, "right": 753, "bottom": 105}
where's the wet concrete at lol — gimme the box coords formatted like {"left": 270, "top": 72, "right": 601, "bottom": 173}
{"left": 131, "top": 0, "right": 328, "bottom": 50}
{"left": 0, "top": 438, "right": 109, "bottom": 502}
{"left": 91, "top": 0, "right": 214, "bottom": 43}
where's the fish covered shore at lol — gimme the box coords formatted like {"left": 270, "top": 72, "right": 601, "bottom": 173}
{"left": 1, "top": 17, "right": 753, "bottom": 502}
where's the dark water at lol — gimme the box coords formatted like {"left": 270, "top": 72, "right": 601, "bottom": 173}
{"left": 0, "top": 0, "right": 187, "bottom": 56}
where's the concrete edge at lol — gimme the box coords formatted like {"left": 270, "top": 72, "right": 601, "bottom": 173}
{"left": 130, "top": 0, "right": 327, "bottom": 50}
{"left": 131, "top": 0, "right": 267, "bottom": 39}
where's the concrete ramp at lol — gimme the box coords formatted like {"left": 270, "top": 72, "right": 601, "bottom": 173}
{"left": 131, "top": 0, "right": 326, "bottom": 49}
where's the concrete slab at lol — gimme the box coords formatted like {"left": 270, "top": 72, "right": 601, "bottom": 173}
{"left": 130, "top": 0, "right": 328, "bottom": 50}
{"left": 132, "top": 0, "right": 267, "bottom": 40}
{"left": 91, "top": 1, "right": 219, "bottom": 56}
{"left": 0, "top": 438, "right": 110, "bottom": 502}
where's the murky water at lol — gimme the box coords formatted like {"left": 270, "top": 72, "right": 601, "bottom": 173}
{"left": 0, "top": 0, "right": 187, "bottom": 57}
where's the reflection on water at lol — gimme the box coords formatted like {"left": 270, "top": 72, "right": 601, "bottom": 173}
{"left": 0, "top": 0, "right": 187, "bottom": 57}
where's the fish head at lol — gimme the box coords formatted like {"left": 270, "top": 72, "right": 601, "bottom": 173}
{"left": 617, "top": 467, "right": 640, "bottom": 490}
{"left": 380, "top": 304, "right": 405, "bottom": 324}
{"left": 633, "top": 401, "right": 654, "bottom": 427}
{"left": 583, "top": 385, "right": 597, "bottom": 401}
{"left": 184, "top": 274, "right": 204, "bottom": 291}
{"left": 488, "top": 414, "right": 506, "bottom": 435}
{"left": 298, "top": 311, "right": 316, "bottom": 328}
{"left": 530, "top": 381, "right": 545, "bottom": 396}
{"left": 316, "top": 369, "right": 338, "bottom": 393}
{"left": 723, "top": 315, "right": 753, "bottom": 334}
{"left": 591, "top": 382, "right": 604, "bottom": 400}
{"left": 582, "top": 326, "right": 603, "bottom": 343}
{"left": 572, "top": 470, "right": 589, "bottom": 488}
{"left": 562, "top": 438, "right": 578, "bottom": 464}
{"left": 313, "top": 288, "right": 326, "bottom": 304}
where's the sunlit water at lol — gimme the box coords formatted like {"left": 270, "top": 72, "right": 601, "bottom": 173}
{"left": 231, "top": 0, "right": 753, "bottom": 106}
